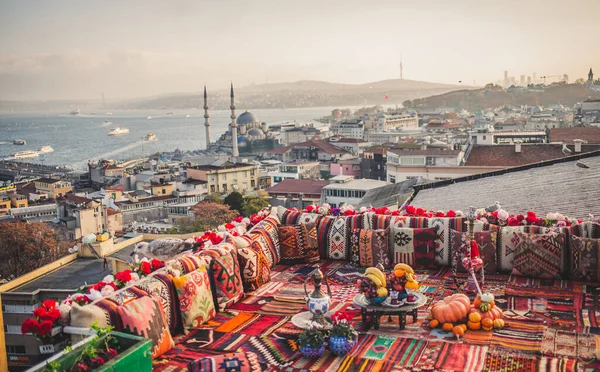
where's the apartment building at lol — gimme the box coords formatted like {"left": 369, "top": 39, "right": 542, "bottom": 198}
{"left": 33, "top": 178, "right": 73, "bottom": 199}
{"left": 186, "top": 161, "right": 259, "bottom": 195}
{"left": 267, "top": 162, "right": 320, "bottom": 186}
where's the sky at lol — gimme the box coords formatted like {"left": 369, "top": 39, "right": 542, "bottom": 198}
{"left": 0, "top": 0, "right": 599, "bottom": 100}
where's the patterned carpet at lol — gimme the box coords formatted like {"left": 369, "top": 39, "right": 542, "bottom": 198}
{"left": 153, "top": 261, "right": 600, "bottom": 371}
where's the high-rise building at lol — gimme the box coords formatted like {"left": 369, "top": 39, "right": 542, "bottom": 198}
{"left": 503, "top": 71, "right": 509, "bottom": 87}
{"left": 527, "top": 76, "right": 532, "bottom": 85}
{"left": 520, "top": 75, "right": 526, "bottom": 86}
{"left": 533, "top": 72, "right": 537, "bottom": 83}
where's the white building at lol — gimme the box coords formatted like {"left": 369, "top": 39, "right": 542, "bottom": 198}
{"left": 328, "top": 138, "right": 372, "bottom": 155}
{"left": 386, "top": 148, "right": 465, "bottom": 183}
{"left": 363, "top": 113, "right": 419, "bottom": 131}
{"left": 321, "top": 176, "right": 386, "bottom": 207}
{"left": 330, "top": 120, "right": 364, "bottom": 139}
{"left": 526, "top": 114, "right": 561, "bottom": 130}
{"left": 268, "top": 162, "right": 321, "bottom": 186}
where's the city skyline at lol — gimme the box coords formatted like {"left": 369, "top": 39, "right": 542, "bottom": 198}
{"left": 0, "top": 0, "right": 599, "bottom": 100}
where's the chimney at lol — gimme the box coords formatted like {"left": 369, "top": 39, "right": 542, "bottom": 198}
{"left": 574, "top": 139, "right": 583, "bottom": 153}
{"left": 515, "top": 141, "right": 522, "bottom": 153}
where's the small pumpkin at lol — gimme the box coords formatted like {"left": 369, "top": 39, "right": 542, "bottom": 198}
{"left": 452, "top": 325, "right": 465, "bottom": 340}
{"left": 430, "top": 294, "right": 471, "bottom": 324}
{"left": 473, "top": 294, "right": 482, "bottom": 308}
{"left": 479, "top": 303, "right": 491, "bottom": 312}
{"left": 481, "top": 318, "right": 493, "bottom": 331}
{"left": 458, "top": 324, "right": 467, "bottom": 332}
{"left": 442, "top": 323, "right": 454, "bottom": 332}
{"left": 493, "top": 319, "right": 505, "bottom": 329}
{"left": 468, "top": 312, "right": 482, "bottom": 323}
{"left": 429, "top": 319, "right": 440, "bottom": 328}
{"left": 467, "top": 321, "right": 481, "bottom": 330}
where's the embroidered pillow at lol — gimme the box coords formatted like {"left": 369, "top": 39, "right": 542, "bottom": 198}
{"left": 570, "top": 235, "right": 600, "bottom": 282}
{"left": 574, "top": 222, "right": 600, "bottom": 239}
{"left": 237, "top": 241, "right": 272, "bottom": 292}
{"left": 172, "top": 265, "right": 216, "bottom": 332}
{"left": 428, "top": 217, "right": 468, "bottom": 266}
{"left": 168, "top": 254, "right": 210, "bottom": 275}
{"left": 236, "top": 215, "right": 281, "bottom": 267}
{"left": 278, "top": 223, "right": 319, "bottom": 264}
{"left": 349, "top": 228, "right": 390, "bottom": 267}
{"left": 199, "top": 244, "right": 244, "bottom": 310}
{"left": 450, "top": 229, "right": 499, "bottom": 274}
{"left": 390, "top": 227, "right": 436, "bottom": 269}
{"left": 117, "top": 295, "right": 174, "bottom": 359}
{"left": 134, "top": 272, "right": 180, "bottom": 333}
{"left": 188, "top": 351, "right": 262, "bottom": 372}
{"left": 511, "top": 231, "right": 566, "bottom": 279}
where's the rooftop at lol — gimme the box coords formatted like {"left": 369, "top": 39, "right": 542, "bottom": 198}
{"left": 116, "top": 194, "right": 175, "bottom": 205}
{"left": 267, "top": 179, "right": 330, "bottom": 195}
{"left": 11, "top": 258, "right": 111, "bottom": 292}
{"left": 35, "top": 177, "right": 62, "bottom": 184}
{"left": 182, "top": 178, "right": 208, "bottom": 185}
{"left": 388, "top": 148, "right": 462, "bottom": 157}
{"left": 188, "top": 161, "right": 257, "bottom": 171}
{"left": 331, "top": 138, "right": 369, "bottom": 143}
{"left": 465, "top": 144, "right": 600, "bottom": 166}
{"left": 356, "top": 178, "right": 419, "bottom": 209}
{"left": 290, "top": 139, "right": 351, "bottom": 155}
{"left": 264, "top": 146, "right": 291, "bottom": 155}
{"left": 549, "top": 127, "right": 600, "bottom": 144}
{"left": 61, "top": 194, "right": 93, "bottom": 204}
{"left": 323, "top": 178, "right": 387, "bottom": 191}
{"left": 411, "top": 150, "right": 600, "bottom": 219}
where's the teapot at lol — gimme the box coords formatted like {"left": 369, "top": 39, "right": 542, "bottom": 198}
{"left": 303, "top": 265, "right": 332, "bottom": 325}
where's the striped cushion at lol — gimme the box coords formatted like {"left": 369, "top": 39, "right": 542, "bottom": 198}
{"left": 390, "top": 227, "right": 437, "bottom": 269}
{"left": 511, "top": 231, "right": 566, "bottom": 279}
{"left": 349, "top": 228, "right": 391, "bottom": 267}
{"left": 428, "top": 217, "right": 468, "bottom": 266}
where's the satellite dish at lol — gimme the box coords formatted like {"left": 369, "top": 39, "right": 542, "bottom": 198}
{"left": 73, "top": 245, "right": 79, "bottom": 252}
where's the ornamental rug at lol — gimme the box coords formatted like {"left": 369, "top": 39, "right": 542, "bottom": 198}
{"left": 490, "top": 327, "right": 544, "bottom": 353}
{"left": 215, "top": 312, "right": 290, "bottom": 336}
{"left": 258, "top": 297, "right": 306, "bottom": 316}
{"left": 540, "top": 328, "right": 598, "bottom": 361}
{"left": 238, "top": 333, "right": 301, "bottom": 367}
{"left": 482, "top": 349, "right": 579, "bottom": 372}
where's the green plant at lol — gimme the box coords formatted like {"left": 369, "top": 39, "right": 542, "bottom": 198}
{"left": 242, "top": 196, "right": 269, "bottom": 217}
{"left": 298, "top": 329, "right": 325, "bottom": 349}
{"left": 224, "top": 192, "right": 244, "bottom": 214}
{"left": 330, "top": 312, "right": 357, "bottom": 341}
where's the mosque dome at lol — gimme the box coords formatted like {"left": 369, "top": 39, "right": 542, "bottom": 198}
{"left": 247, "top": 128, "right": 264, "bottom": 137}
{"left": 237, "top": 111, "right": 260, "bottom": 125}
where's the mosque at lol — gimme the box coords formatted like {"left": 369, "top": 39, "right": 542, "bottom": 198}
{"left": 203, "top": 84, "right": 281, "bottom": 155}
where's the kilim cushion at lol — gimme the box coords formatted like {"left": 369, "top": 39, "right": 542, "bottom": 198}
{"left": 172, "top": 264, "right": 216, "bottom": 332}
{"left": 167, "top": 253, "right": 210, "bottom": 275}
{"left": 317, "top": 214, "right": 370, "bottom": 261}
{"left": 388, "top": 215, "right": 430, "bottom": 229}
{"left": 570, "top": 235, "right": 600, "bottom": 283}
{"left": 574, "top": 221, "right": 600, "bottom": 239}
{"left": 428, "top": 217, "right": 468, "bottom": 266}
{"left": 390, "top": 227, "right": 437, "bottom": 269}
{"left": 349, "top": 228, "right": 391, "bottom": 268}
{"left": 199, "top": 243, "right": 244, "bottom": 310}
{"left": 236, "top": 215, "right": 281, "bottom": 267}
{"left": 450, "top": 229, "right": 499, "bottom": 274}
{"left": 188, "top": 351, "right": 262, "bottom": 372}
{"left": 117, "top": 295, "right": 174, "bottom": 359}
{"left": 278, "top": 223, "right": 319, "bottom": 264}
{"left": 134, "top": 271, "right": 181, "bottom": 333}
{"left": 237, "top": 241, "right": 272, "bottom": 292}
{"left": 511, "top": 231, "right": 566, "bottom": 279}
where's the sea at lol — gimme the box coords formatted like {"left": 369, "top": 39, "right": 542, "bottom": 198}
{"left": 0, "top": 107, "right": 335, "bottom": 170}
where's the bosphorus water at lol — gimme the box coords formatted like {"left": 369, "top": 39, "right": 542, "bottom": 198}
{"left": 0, "top": 107, "right": 334, "bottom": 170}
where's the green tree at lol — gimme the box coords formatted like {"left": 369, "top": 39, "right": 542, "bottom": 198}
{"left": 242, "top": 197, "right": 269, "bottom": 217}
{"left": 205, "top": 193, "right": 223, "bottom": 204}
{"left": 575, "top": 78, "right": 585, "bottom": 84}
{"left": 175, "top": 201, "right": 238, "bottom": 233}
{"left": 224, "top": 191, "right": 244, "bottom": 214}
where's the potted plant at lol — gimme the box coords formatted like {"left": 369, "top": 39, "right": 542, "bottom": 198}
{"left": 298, "top": 329, "right": 326, "bottom": 358}
{"left": 328, "top": 311, "right": 358, "bottom": 356}
{"left": 21, "top": 300, "right": 69, "bottom": 354}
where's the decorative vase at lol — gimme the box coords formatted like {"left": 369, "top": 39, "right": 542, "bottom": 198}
{"left": 299, "top": 344, "right": 326, "bottom": 358}
{"left": 328, "top": 336, "right": 357, "bottom": 356}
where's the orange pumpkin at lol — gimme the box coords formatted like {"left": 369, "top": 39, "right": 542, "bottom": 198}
{"left": 442, "top": 323, "right": 454, "bottom": 332}
{"left": 481, "top": 318, "right": 493, "bottom": 331}
{"left": 467, "top": 321, "right": 481, "bottom": 330}
{"left": 429, "top": 319, "right": 440, "bottom": 328}
{"left": 458, "top": 324, "right": 467, "bottom": 332}
{"left": 469, "top": 306, "right": 503, "bottom": 322}
{"left": 493, "top": 319, "right": 505, "bottom": 329}
{"left": 430, "top": 294, "right": 471, "bottom": 324}
{"left": 468, "top": 312, "right": 482, "bottom": 323}
{"left": 452, "top": 325, "right": 465, "bottom": 339}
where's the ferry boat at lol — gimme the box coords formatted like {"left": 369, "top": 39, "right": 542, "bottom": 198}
{"left": 38, "top": 146, "right": 54, "bottom": 153}
{"left": 144, "top": 132, "right": 158, "bottom": 141}
{"left": 13, "top": 139, "right": 26, "bottom": 145}
{"left": 70, "top": 108, "right": 80, "bottom": 115}
{"left": 108, "top": 126, "right": 130, "bottom": 136}
{"left": 12, "top": 150, "right": 39, "bottom": 159}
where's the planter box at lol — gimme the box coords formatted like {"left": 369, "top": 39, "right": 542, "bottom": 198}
{"left": 30, "top": 332, "right": 152, "bottom": 372}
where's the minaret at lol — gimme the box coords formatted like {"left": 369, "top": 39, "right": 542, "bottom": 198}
{"left": 399, "top": 53, "right": 403, "bottom": 80}
{"left": 588, "top": 68, "right": 594, "bottom": 88}
{"left": 203, "top": 85, "right": 211, "bottom": 150}
{"left": 230, "top": 82, "right": 239, "bottom": 160}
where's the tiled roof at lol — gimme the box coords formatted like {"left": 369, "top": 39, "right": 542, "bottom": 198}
{"left": 62, "top": 194, "right": 93, "bottom": 204}
{"left": 410, "top": 150, "right": 600, "bottom": 219}
{"left": 267, "top": 179, "right": 330, "bottom": 195}
{"left": 264, "top": 145, "right": 291, "bottom": 155}
{"left": 364, "top": 146, "right": 388, "bottom": 155}
{"left": 549, "top": 127, "right": 600, "bottom": 144}
{"left": 116, "top": 195, "right": 175, "bottom": 205}
{"left": 389, "top": 149, "right": 461, "bottom": 156}
{"left": 290, "top": 140, "right": 351, "bottom": 155}
{"left": 106, "top": 208, "right": 119, "bottom": 216}
{"left": 465, "top": 144, "right": 600, "bottom": 166}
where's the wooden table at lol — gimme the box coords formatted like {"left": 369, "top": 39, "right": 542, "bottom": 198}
{"left": 353, "top": 293, "right": 427, "bottom": 330}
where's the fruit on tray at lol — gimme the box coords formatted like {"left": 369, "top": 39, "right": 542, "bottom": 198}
{"left": 358, "top": 266, "right": 388, "bottom": 303}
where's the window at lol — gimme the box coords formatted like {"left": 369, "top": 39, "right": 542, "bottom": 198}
{"left": 223, "top": 184, "right": 228, "bottom": 192}
{"left": 244, "top": 171, "right": 248, "bottom": 178}
{"left": 4, "top": 325, "right": 22, "bottom": 334}
{"left": 162, "top": 189, "right": 166, "bottom": 195}
{"left": 210, "top": 185, "right": 215, "bottom": 193}
{"left": 222, "top": 174, "right": 227, "bottom": 181}
{"left": 483, "top": 135, "right": 487, "bottom": 140}
{"left": 389, "top": 176, "right": 396, "bottom": 184}
{"left": 251, "top": 180, "right": 255, "bottom": 188}
{"left": 6, "top": 345, "right": 26, "bottom": 354}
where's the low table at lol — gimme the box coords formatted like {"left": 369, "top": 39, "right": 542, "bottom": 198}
{"left": 353, "top": 293, "right": 427, "bottom": 330}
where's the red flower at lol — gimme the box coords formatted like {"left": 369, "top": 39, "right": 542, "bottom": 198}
{"left": 225, "top": 223, "right": 235, "bottom": 230}
{"left": 577, "top": 219, "right": 583, "bottom": 224}
{"left": 231, "top": 230, "right": 240, "bottom": 236}
{"left": 425, "top": 213, "right": 433, "bottom": 218}
{"left": 435, "top": 211, "right": 445, "bottom": 217}
{"left": 534, "top": 218, "right": 545, "bottom": 226}
{"left": 233, "top": 216, "right": 243, "bottom": 223}
{"left": 108, "top": 283, "right": 118, "bottom": 291}
{"left": 140, "top": 261, "right": 152, "bottom": 275}
{"left": 516, "top": 214, "right": 525, "bottom": 221}
{"left": 89, "top": 356, "right": 105, "bottom": 368}
{"left": 446, "top": 210, "right": 456, "bottom": 217}
{"left": 391, "top": 210, "right": 400, "bottom": 216}
{"left": 115, "top": 270, "right": 132, "bottom": 283}
{"left": 42, "top": 309, "right": 61, "bottom": 323}
{"left": 42, "top": 300, "right": 57, "bottom": 310}
{"left": 21, "top": 318, "right": 40, "bottom": 334}
{"left": 305, "top": 205, "right": 315, "bottom": 212}
{"left": 405, "top": 205, "right": 416, "bottom": 215}
{"left": 33, "top": 307, "right": 47, "bottom": 319}
{"left": 72, "top": 362, "right": 90, "bottom": 372}
{"left": 90, "top": 281, "right": 107, "bottom": 292}
{"left": 491, "top": 211, "right": 499, "bottom": 218}
{"left": 525, "top": 211, "right": 537, "bottom": 224}
{"left": 507, "top": 217, "right": 519, "bottom": 226}
{"left": 151, "top": 259, "right": 165, "bottom": 270}
{"left": 38, "top": 320, "right": 54, "bottom": 336}
{"left": 415, "top": 208, "right": 425, "bottom": 216}
{"left": 105, "top": 348, "right": 118, "bottom": 360}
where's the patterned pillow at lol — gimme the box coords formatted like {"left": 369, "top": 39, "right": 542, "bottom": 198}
{"left": 135, "top": 272, "right": 181, "bottom": 333}
{"left": 238, "top": 215, "right": 281, "bottom": 267}
{"left": 450, "top": 229, "right": 499, "bottom": 274}
{"left": 428, "top": 217, "right": 468, "bottom": 267}
{"left": 570, "top": 235, "right": 600, "bottom": 282}
{"left": 168, "top": 254, "right": 210, "bottom": 275}
{"left": 511, "top": 231, "right": 566, "bottom": 279}
{"left": 574, "top": 222, "right": 600, "bottom": 239}
{"left": 388, "top": 215, "right": 430, "bottom": 229}
{"left": 172, "top": 265, "right": 216, "bottom": 332}
{"left": 278, "top": 223, "right": 319, "bottom": 264}
{"left": 199, "top": 244, "right": 244, "bottom": 310}
{"left": 237, "top": 241, "right": 272, "bottom": 292}
{"left": 390, "top": 227, "right": 436, "bottom": 269}
{"left": 117, "top": 295, "right": 174, "bottom": 359}
{"left": 188, "top": 351, "right": 262, "bottom": 372}
{"left": 349, "top": 228, "right": 391, "bottom": 268}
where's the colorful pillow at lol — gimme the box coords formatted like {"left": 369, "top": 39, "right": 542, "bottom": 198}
{"left": 570, "top": 235, "right": 600, "bottom": 282}
{"left": 134, "top": 272, "right": 180, "bottom": 333}
{"left": 574, "top": 222, "right": 600, "bottom": 239}
{"left": 199, "top": 244, "right": 244, "bottom": 310}
{"left": 238, "top": 215, "right": 281, "bottom": 267}
{"left": 168, "top": 254, "right": 210, "bottom": 275}
{"left": 390, "top": 227, "right": 436, "bottom": 269}
{"left": 172, "top": 265, "right": 216, "bottom": 332}
{"left": 278, "top": 223, "right": 319, "bottom": 264}
{"left": 349, "top": 228, "right": 391, "bottom": 267}
{"left": 428, "top": 217, "right": 468, "bottom": 266}
{"left": 188, "top": 351, "right": 262, "bottom": 372}
{"left": 237, "top": 241, "right": 272, "bottom": 292}
{"left": 511, "top": 231, "right": 566, "bottom": 279}
{"left": 388, "top": 215, "right": 430, "bottom": 229}
{"left": 117, "top": 295, "right": 174, "bottom": 359}
{"left": 449, "top": 230, "right": 499, "bottom": 274}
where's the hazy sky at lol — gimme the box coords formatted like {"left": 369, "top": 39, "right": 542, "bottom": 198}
{"left": 1, "top": 0, "right": 599, "bottom": 100}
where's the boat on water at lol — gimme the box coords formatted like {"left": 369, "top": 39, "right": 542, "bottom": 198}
{"left": 147, "top": 116, "right": 152, "bottom": 120}
{"left": 185, "top": 114, "right": 190, "bottom": 118}
{"left": 13, "top": 139, "right": 26, "bottom": 145}
{"left": 108, "top": 126, "right": 130, "bottom": 136}
{"left": 70, "top": 108, "right": 80, "bottom": 115}
{"left": 144, "top": 133, "right": 158, "bottom": 141}
{"left": 38, "top": 146, "right": 54, "bottom": 153}
{"left": 12, "top": 150, "right": 39, "bottom": 159}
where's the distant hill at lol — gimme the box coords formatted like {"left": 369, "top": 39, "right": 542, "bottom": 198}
{"left": 403, "top": 83, "right": 600, "bottom": 110}
{"left": 114, "top": 79, "right": 467, "bottom": 110}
